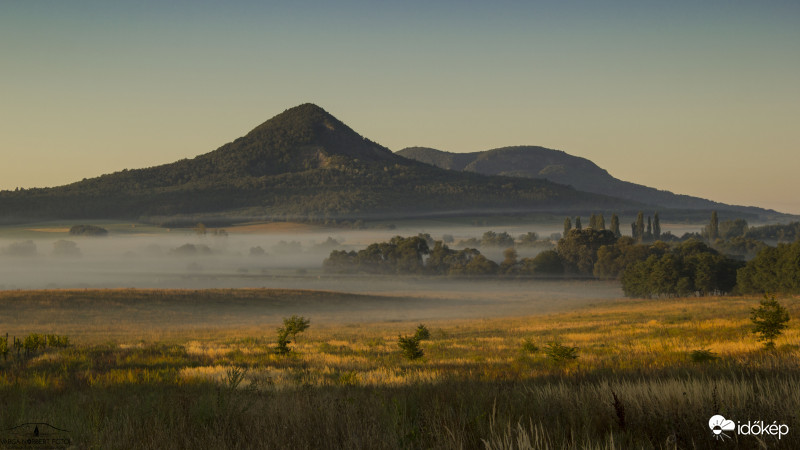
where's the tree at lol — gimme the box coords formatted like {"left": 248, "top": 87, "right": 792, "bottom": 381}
{"left": 275, "top": 315, "right": 310, "bottom": 355}
{"left": 575, "top": 217, "right": 582, "bottom": 231}
{"left": 737, "top": 241, "right": 800, "bottom": 295}
{"left": 633, "top": 212, "right": 644, "bottom": 242}
{"left": 520, "top": 250, "right": 564, "bottom": 275}
{"left": 398, "top": 324, "right": 429, "bottom": 360}
{"left": 500, "top": 247, "right": 518, "bottom": 274}
{"left": 645, "top": 216, "right": 653, "bottom": 241}
{"left": 563, "top": 217, "right": 572, "bottom": 237}
{"left": 597, "top": 214, "right": 605, "bottom": 231}
{"left": 398, "top": 335, "right": 424, "bottom": 360}
{"left": 610, "top": 214, "right": 621, "bottom": 238}
{"left": 750, "top": 294, "right": 790, "bottom": 349}
{"left": 589, "top": 214, "right": 597, "bottom": 229}
{"left": 653, "top": 212, "right": 661, "bottom": 241}
{"left": 719, "top": 219, "right": 748, "bottom": 240}
{"left": 557, "top": 229, "right": 617, "bottom": 275}
{"left": 707, "top": 211, "right": 719, "bottom": 241}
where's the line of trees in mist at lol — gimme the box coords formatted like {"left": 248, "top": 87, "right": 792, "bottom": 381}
{"left": 323, "top": 212, "right": 800, "bottom": 298}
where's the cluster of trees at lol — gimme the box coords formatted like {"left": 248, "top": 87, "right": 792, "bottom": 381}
{"left": 324, "top": 211, "right": 799, "bottom": 298}
{"left": 323, "top": 235, "right": 565, "bottom": 277}
{"left": 562, "top": 212, "right": 670, "bottom": 243}
{"left": 698, "top": 214, "right": 799, "bottom": 259}
{"left": 737, "top": 241, "right": 800, "bottom": 294}
{"left": 620, "top": 241, "right": 742, "bottom": 298}
{"left": 457, "top": 231, "right": 553, "bottom": 249}
{"left": 69, "top": 224, "right": 108, "bottom": 236}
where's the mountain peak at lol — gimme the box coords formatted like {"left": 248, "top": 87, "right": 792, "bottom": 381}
{"left": 197, "top": 103, "right": 396, "bottom": 177}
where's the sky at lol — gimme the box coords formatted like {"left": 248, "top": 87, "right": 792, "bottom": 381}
{"left": 1, "top": 1, "right": 798, "bottom": 214}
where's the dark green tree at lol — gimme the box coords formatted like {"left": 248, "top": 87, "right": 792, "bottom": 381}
{"left": 750, "top": 294, "right": 790, "bottom": 349}
{"left": 520, "top": 250, "right": 564, "bottom": 275}
{"left": 575, "top": 217, "right": 582, "bottom": 231}
{"left": 557, "top": 229, "right": 617, "bottom": 275}
{"left": 633, "top": 212, "right": 645, "bottom": 242}
{"left": 563, "top": 217, "right": 572, "bottom": 237}
{"left": 719, "top": 219, "right": 748, "bottom": 240}
{"left": 707, "top": 211, "right": 720, "bottom": 241}
{"left": 589, "top": 214, "right": 597, "bottom": 229}
{"left": 597, "top": 214, "right": 605, "bottom": 231}
{"left": 645, "top": 216, "right": 653, "bottom": 241}
{"left": 610, "top": 214, "right": 621, "bottom": 238}
{"left": 653, "top": 212, "right": 661, "bottom": 241}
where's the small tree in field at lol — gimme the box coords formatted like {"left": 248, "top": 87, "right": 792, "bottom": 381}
{"left": 751, "top": 294, "right": 790, "bottom": 349}
{"left": 398, "top": 324, "right": 429, "bottom": 360}
{"left": 275, "top": 315, "right": 310, "bottom": 355}
{"left": 398, "top": 335, "right": 424, "bottom": 360}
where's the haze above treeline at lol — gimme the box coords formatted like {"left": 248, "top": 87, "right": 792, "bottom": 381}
{"left": 0, "top": 104, "right": 793, "bottom": 227}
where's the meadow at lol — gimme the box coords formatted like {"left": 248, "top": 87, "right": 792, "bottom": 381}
{"left": 1, "top": 289, "right": 799, "bottom": 449}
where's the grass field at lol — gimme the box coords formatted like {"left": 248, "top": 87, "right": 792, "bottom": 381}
{"left": 1, "top": 289, "right": 798, "bottom": 449}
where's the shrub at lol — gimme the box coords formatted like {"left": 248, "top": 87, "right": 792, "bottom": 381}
{"left": 398, "top": 335, "right": 424, "bottom": 360}
{"left": 689, "top": 349, "right": 718, "bottom": 363}
{"left": 275, "top": 315, "right": 310, "bottom": 355}
{"left": 544, "top": 341, "right": 578, "bottom": 361}
{"left": 521, "top": 338, "right": 539, "bottom": 354}
{"left": 0, "top": 335, "right": 8, "bottom": 361}
{"left": 282, "top": 315, "right": 311, "bottom": 339}
{"left": 413, "top": 324, "right": 430, "bottom": 341}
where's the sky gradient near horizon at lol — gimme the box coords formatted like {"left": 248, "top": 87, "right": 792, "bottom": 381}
{"left": 2, "top": 1, "right": 798, "bottom": 214}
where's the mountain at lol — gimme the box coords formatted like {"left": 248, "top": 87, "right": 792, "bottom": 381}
{"left": 397, "top": 146, "right": 784, "bottom": 220}
{"left": 0, "top": 104, "right": 640, "bottom": 224}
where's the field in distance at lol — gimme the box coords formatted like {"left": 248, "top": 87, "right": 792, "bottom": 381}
{"left": 1, "top": 288, "right": 798, "bottom": 449}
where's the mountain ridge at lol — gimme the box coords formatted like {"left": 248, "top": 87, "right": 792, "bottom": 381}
{"left": 397, "top": 146, "right": 783, "bottom": 219}
{"left": 0, "top": 104, "right": 642, "bottom": 224}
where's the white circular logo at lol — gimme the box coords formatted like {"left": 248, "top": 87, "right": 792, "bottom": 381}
{"left": 709, "top": 415, "right": 735, "bottom": 440}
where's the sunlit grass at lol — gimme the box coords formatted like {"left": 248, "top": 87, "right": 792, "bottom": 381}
{"left": 1, "top": 291, "right": 799, "bottom": 448}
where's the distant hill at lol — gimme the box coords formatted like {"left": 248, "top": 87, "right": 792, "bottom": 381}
{"left": 397, "top": 146, "right": 784, "bottom": 220}
{"left": 0, "top": 104, "right": 640, "bottom": 224}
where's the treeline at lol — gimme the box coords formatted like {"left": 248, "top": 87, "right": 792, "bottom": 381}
{"left": 323, "top": 235, "right": 564, "bottom": 277}
{"left": 323, "top": 212, "right": 800, "bottom": 298}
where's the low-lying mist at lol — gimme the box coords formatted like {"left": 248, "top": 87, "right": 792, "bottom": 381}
{"left": 0, "top": 223, "right": 569, "bottom": 290}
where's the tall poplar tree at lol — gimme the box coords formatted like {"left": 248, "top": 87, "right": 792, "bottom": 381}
{"left": 597, "top": 214, "right": 606, "bottom": 230}
{"left": 575, "top": 217, "right": 582, "bottom": 231}
{"left": 653, "top": 212, "right": 661, "bottom": 240}
{"left": 563, "top": 217, "right": 572, "bottom": 237}
{"left": 611, "top": 213, "right": 621, "bottom": 238}
{"left": 708, "top": 211, "right": 719, "bottom": 241}
{"left": 634, "top": 212, "right": 644, "bottom": 242}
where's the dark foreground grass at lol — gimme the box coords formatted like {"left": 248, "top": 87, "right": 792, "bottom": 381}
{"left": 1, "top": 367, "right": 798, "bottom": 449}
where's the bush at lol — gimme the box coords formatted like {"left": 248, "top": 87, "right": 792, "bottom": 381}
{"left": 275, "top": 315, "right": 310, "bottom": 355}
{"left": 689, "top": 349, "right": 718, "bottom": 363}
{"left": 413, "top": 324, "right": 430, "bottom": 341}
{"left": 544, "top": 341, "right": 578, "bottom": 361}
{"left": 521, "top": 338, "right": 539, "bottom": 354}
{"left": 398, "top": 335, "right": 424, "bottom": 360}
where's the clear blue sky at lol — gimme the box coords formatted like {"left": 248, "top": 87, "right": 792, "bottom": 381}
{"left": 1, "top": 1, "right": 798, "bottom": 213}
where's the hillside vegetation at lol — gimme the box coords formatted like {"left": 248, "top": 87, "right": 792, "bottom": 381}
{"left": 397, "top": 146, "right": 782, "bottom": 220}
